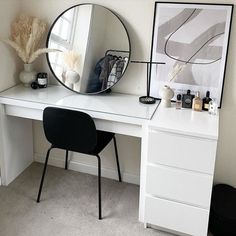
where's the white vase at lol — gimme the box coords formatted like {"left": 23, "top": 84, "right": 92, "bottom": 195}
{"left": 65, "top": 70, "right": 80, "bottom": 89}
{"left": 159, "top": 85, "right": 174, "bottom": 107}
{"left": 19, "top": 64, "right": 37, "bottom": 87}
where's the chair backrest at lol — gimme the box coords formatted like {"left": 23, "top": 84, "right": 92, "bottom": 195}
{"left": 43, "top": 107, "right": 97, "bottom": 153}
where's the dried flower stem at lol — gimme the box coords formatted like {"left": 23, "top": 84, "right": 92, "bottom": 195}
{"left": 1, "top": 14, "right": 59, "bottom": 63}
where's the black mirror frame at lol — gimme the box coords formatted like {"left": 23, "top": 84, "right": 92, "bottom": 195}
{"left": 46, "top": 3, "right": 131, "bottom": 95}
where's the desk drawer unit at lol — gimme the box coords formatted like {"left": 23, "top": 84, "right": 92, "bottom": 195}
{"left": 146, "top": 164, "right": 213, "bottom": 208}
{"left": 144, "top": 196, "right": 209, "bottom": 236}
{"left": 144, "top": 128, "right": 217, "bottom": 235}
{"left": 147, "top": 129, "right": 217, "bottom": 174}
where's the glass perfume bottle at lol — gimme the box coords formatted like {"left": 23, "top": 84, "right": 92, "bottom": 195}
{"left": 208, "top": 99, "right": 218, "bottom": 115}
{"left": 182, "top": 90, "right": 194, "bottom": 109}
{"left": 192, "top": 91, "right": 202, "bottom": 111}
{"left": 176, "top": 94, "right": 182, "bottom": 109}
{"left": 202, "top": 91, "right": 212, "bottom": 111}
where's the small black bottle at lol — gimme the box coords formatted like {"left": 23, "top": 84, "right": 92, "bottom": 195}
{"left": 37, "top": 73, "right": 48, "bottom": 88}
{"left": 182, "top": 90, "right": 195, "bottom": 109}
{"left": 202, "top": 91, "right": 212, "bottom": 111}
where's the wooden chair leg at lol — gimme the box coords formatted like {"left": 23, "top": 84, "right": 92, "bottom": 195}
{"left": 113, "top": 136, "right": 122, "bottom": 182}
{"left": 37, "top": 145, "right": 53, "bottom": 202}
{"left": 96, "top": 154, "right": 102, "bottom": 220}
{"left": 65, "top": 150, "right": 69, "bottom": 170}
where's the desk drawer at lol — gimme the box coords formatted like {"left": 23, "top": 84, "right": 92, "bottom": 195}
{"left": 146, "top": 164, "right": 213, "bottom": 208}
{"left": 148, "top": 130, "right": 217, "bottom": 174}
{"left": 144, "top": 196, "right": 209, "bottom": 236}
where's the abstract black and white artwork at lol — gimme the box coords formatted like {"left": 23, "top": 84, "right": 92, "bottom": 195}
{"left": 150, "top": 2, "right": 233, "bottom": 107}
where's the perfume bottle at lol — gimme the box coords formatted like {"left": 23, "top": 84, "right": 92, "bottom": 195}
{"left": 202, "top": 91, "right": 212, "bottom": 111}
{"left": 182, "top": 90, "right": 194, "bottom": 108}
{"left": 192, "top": 91, "right": 202, "bottom": 111}
{"left": 208, "top": 99, "right": 218, "bottom": 115}
{"left": 176, "top": 94, "right": 182, "bottom": 109}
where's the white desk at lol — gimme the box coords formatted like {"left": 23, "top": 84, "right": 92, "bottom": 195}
{"left": 0, "top": 85, "right": 219, "bottom": 236}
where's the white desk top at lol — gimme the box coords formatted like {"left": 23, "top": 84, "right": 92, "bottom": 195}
{"left": 0, "top": 85, "right": 159, "bottom": 121}
{"left": 150, "top": 104, "right": 219, "bottom": 140}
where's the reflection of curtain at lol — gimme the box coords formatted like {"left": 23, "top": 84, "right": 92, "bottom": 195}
{"left": 48, "top": 8, "right": 77, "bottom": 76}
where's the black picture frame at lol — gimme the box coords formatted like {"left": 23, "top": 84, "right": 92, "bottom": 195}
{"left": 149, "top": 2, "right": 234, "bottom": 107}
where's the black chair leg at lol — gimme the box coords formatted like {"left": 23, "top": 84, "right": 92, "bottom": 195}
{"left": 96, "top": 154, "right": 102, "bottom": 220}
{"left": 37, "top": 145, "right": 53, "bottom": 203}
{"left": 113, "top": 136, "right": 122, "bottom": 182}
{"left": 65, "top": 150, "right": 69, "bottom": 170}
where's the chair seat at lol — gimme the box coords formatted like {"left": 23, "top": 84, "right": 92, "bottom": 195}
{"left": 90, "top": 131, "right": 115, "bottom": 155}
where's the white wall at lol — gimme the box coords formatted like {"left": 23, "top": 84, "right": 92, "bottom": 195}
{"left": 19, "top": 0, "right": 236, "bottom": 186}
{"left": 0, "top": 0, "right": 22, "bottom": 92}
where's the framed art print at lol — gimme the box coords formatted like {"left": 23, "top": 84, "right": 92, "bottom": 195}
{"left": 149, "top": 2, "right": 233, "bottom": 107}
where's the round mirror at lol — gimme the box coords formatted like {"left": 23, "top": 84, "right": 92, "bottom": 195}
{"left": 46, "top": 4, "right": 131, "bottom": 94}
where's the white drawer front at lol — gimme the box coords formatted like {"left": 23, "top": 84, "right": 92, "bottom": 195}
{"left": 146, "top": 164, "right": 213, "bottom": 208}
{"left": 148, "top": 130, "right": 217, "bottom": 174}
{"left": 144, "top": 196, "right": 209, "bottom": 236}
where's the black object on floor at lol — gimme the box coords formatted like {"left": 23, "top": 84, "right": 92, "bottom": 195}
{"left": 209, "top": 184, "right": 236, "bottom": 236}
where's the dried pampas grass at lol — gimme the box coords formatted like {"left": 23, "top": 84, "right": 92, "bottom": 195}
{"left": 63, "top": 51, "right": 80, "bottom": 71}
{"left": 1, "top": 14, "right": 58, "bottom": 63}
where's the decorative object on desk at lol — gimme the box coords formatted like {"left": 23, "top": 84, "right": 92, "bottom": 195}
{"left": 37, "top": 73, "right": 48, "bottom": 88}
{"left": 182, "top": 89, "right": 195, "bottom": 109}
{"left": 131, "top": 60, "right": 165, "bottom": 104}
{"left": 202, "top": 91, "right": 212, "bottom": 111}
{"left": 1, "top": 14, "right": 59, "bottom": 86}
{"left": 19, "top": 63, "right": 37, "bottom": 87}
{"left": 192, "top": 91, "right": 202, "bottom": 112}
{"left": 149, "top": 2, "right": 233, "bottom": 108}
{"left": 46, "top": 4, "right": 131, "bottom": 94}
{"left": 209, "top": 99, "right": 218, "bottom": 115}
{"left": 31, "top": 81, "right": 38, "bottom": 90}
{"left": 63, "top": 51, "right": 80, "bottom": 90}
{"left": 159, "top": 85, "right": 174, "bottom": 107}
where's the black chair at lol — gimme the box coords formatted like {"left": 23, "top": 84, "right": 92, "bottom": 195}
{"left": 36, "top": 107, "right": 122, "bottom": 220}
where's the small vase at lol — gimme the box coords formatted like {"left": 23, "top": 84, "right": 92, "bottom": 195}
{"left": 19, "top": 64, "right": 37, "bottom": 87}
{"left": 159, "top": 85, "right": 174, "bottom": 107}
{"left": 65, "top": 70, "right": 80, "bottom": 89}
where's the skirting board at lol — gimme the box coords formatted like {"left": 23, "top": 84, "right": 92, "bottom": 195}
{"left": 34, "top": 153, "right": 140, "bottom": 185}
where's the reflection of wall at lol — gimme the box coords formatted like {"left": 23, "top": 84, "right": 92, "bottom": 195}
{"left": 102, "top": 10, "right": 129, "bottom": 53}
{"left": 72, "top": 5, "right": 93, "bottom": 91}
{"left": 20, "top": 0, "right": 236, "bottom": 188}
{"left": 80, "top": 6, "right": 108, "bottom": 92}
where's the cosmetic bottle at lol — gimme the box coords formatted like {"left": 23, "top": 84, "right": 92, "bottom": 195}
{"left": 182, "top": 90, "right": 194, "bottom": 108}
{"left": 208, "top": 99, "right": 218, "bottom": 115}
{"left": 176, "top": 94, "right": 182, "bottom": 109}
{"left": 192, "top": 91, "right": 202, "bottom": 112}
{"left": 202, "top": 91, "right": 212, "bottom": 111}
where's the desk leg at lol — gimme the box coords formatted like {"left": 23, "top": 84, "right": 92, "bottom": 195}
{"left": 139, "top": 124, "right": 148, "bottom": 222}
{"left": 0, "top": 105, "right": 34, "bottom": 185}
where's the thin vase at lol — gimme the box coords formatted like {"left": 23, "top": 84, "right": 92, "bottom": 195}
{"left": 65, "top": 70, "right": 80, "bottom": 90}
{"left": 19, "top": 63, "right": 37, "bottom": 87}
{"left": 159, "top": 85, "right": 174, "bottom": 107}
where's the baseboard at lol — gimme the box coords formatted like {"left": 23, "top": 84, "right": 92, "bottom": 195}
{"left": 34, "top": 153, "right": 140, "bottom": 185}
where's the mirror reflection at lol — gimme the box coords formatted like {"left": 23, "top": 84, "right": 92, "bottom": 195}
{"left": 47, "top": 4, "right": 131, "bottom": 94}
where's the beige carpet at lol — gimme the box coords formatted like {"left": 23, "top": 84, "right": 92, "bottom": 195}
{"left": 0, "top": 163, "right": 175, "bottom": 236}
